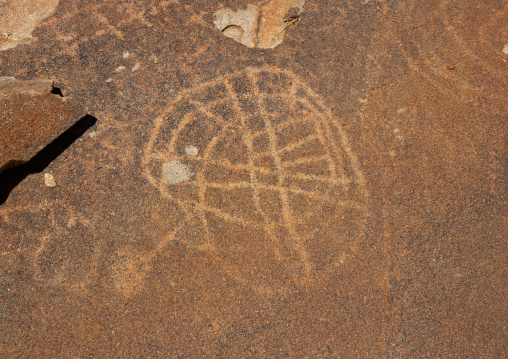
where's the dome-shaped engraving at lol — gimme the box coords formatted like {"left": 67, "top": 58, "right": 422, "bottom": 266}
{"left": 142, "top": 67, "right": 369, "bottom": 293}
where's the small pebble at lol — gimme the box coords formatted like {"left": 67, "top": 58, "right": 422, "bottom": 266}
{"left": 44, "top": 173, "right": 57, "bottom": 188}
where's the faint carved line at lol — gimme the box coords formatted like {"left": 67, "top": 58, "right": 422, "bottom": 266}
{"left": 165, "top": 110, "right": 204, "bottom": 154}
{"left": 272, "top": 117, "right": 316, "bottom": 132}
{"left": 187, "top": 99, "right": 230, "bottom": 127}
{"left": 203, "top": 157, "right": 273, "bottom": 175}
{"left": 194, "top": 104, "right": 240, "bottom": 254}
{"left": 200, "top": 181, "right": 359, "bottom": 209}
{"left": 297, "top": 101, "right": 341, "bottom": 183}
{"left": 247, "top": 71, "right": 313, "bottom": 278}
{"left": 153, "top": 213, "right": 191, "bottom": 254}
{"left": 276, "top": 133, "right": 321, "bottom": 155}
{"left": 224, "top": 78, "right": 285, "bottom": 261}
{"left": 249, "top": 129, "right": 269, "bottom": 141}
{"left": 200, "top": 205, "right": 263, "bottom": 229}
{"left": 281, "top": 154, "right": 330, "bottom": 167}
{"left": 288, "top": 80, "right": 299, "bottom": 97}
{"left": 391, "top": 1, "right": 507, "bottom": 100}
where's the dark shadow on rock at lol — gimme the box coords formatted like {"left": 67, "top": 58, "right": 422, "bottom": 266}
{"left": 50, "top": 85, "right": 64, "bottom": 97}
{"left": 0, "top": 114, "right": 97, "bottom": 204}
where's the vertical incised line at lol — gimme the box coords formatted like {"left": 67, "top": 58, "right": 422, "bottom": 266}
{"left": 247, "top": 71, "right": 312, "bottom": 278}
{"left": 223, "top": 78, "right": 284, "bottom": 261}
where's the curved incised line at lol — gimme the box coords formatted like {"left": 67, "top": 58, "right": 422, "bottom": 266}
{"left": 139, "top": 65, "right": 370, "bottom": 295}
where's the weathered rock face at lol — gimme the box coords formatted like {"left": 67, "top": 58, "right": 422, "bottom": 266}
{"left": 0, "top": 0, "right": 60, "bottom": 51}
{"left": 0, "top": 0, "right": 506, "bottom": 357}
{"left": 0, "top": 77, "right": 86, "bottom": 172}
{"left": 214, "top": 0, "right": 305, "bottom": 48}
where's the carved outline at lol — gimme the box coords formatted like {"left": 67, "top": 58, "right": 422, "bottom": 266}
{"left": 138, "top": 66, "right": 369, "bottom": 294}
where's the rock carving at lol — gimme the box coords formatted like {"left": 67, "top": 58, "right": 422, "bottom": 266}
{"left": 0, "top": 202, "right": 101, "bottom": 294}
{"left": 139, "top": 66, "right": 369, "bottom": 296}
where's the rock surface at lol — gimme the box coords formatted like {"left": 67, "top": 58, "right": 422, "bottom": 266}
{"left": 0, "top": 0, "right": 60, "bottom": 51}
{"left": 0, "top": 77, "right": 86, "bottom": 172}
{"left": 0, "top": 0, "right": 506, "bottom": 358}
{"left": 214, "top": 0, "right": 305, "bottom": 48}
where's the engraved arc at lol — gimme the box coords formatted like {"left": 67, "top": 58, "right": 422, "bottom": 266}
{"left": 141, "top": 66, "right": 369, "bottom": 293}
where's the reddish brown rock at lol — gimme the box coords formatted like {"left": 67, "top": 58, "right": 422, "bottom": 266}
{"left": 0, "top": 77, "right": 86, "bottom": 172}
{"left": 0, "top": 0, "right": 506, "bottom": 357}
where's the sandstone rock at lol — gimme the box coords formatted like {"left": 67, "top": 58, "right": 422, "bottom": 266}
{"left": 0, "top": 0, "right": 506, "bottom": 357}
{"left": 214, "top": 0, "right": 305, "bottom": 49}
{"left": 0, "top": 77, "right": 86, "bottom": 172}
{"left": 0, "top": 0, "right": 60, "bottom": 51}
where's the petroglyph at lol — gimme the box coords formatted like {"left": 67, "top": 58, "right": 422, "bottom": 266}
{"left": 110, "top": 247, "right": 152, "bottom": 298}
{"left": 0, "top": 202, "right": 101, "bottom": 294}
{"left": 389, "top": 1, "right": 507, "bottom": 99}
{"left": 138, "top": 66, "right": 369, "bottom": 296}
{"left": 214, "top": 0, "right": 305, "bottom": 49}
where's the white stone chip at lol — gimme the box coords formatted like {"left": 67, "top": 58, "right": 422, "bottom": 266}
{"left": 44, "top": 173, "right": 56, "bottom": 187}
